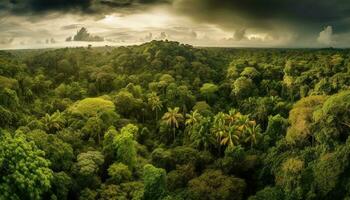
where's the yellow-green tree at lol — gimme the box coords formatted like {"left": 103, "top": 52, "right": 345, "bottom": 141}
{"left": 0, "top": 131, "right": 53, "bottom": 200}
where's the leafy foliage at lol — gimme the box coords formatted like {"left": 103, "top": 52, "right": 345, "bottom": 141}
{"left": 0, "top": 131, "right": 53, "bottom": 200}
{"left": 113, "top": 124, "right": 138, "bottom": 169}
{"left": 68, "top": 97, "right": 115, "bottom": 117}
{"left": 143, "top": 164, "right": 167, "bottom": 200}
{"left": 1, "top": 41, "right": 350, "bottom": 199}
{"left": 188, "top": 169, "right": 246, "bottom": 200}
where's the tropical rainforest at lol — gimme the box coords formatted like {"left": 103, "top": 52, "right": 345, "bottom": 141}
{"left": 1, "top": 40, "right": 350, "bottom": 200}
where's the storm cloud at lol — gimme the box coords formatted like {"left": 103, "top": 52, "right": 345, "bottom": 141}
{"left": 2, "top": 0, "right": 350, "bottom": 32}
{"left": 318, "top": 26, "right": 334, "bottom": 45}
{"left": 1, "top": 0, "right": 350, "bottom": 48}
{"left": 175, "top": 0, "right": 350, "bottom": 35}
{"left": 0, "top": 0, "right": 168, "bottom": 15}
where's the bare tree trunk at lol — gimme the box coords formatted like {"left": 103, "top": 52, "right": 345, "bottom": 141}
{"left": 173, "top": 127, "right": 176, "bottom": 144}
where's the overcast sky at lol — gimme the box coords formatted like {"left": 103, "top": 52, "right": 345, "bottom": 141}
{"left": 1, "top": 0, "right": 350, "bottom": 49}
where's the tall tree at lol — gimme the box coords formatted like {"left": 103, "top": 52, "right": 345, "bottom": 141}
{"left": 221, "top": 124, "right": 240, "bottom": 148}
{"left": 148, "top": 92, "right": 163, "bottom": 120}
{"left": 212, "top": 112, "right": 227, "bottom": 153}
{"left": 185, "top": 110, "right": 203, "bottom": 132}
{"left": 244, "top": 124, "right": 261, "bottom": 148}
{"left": 113, "top": 124, "right": 138, "bottom": 169}
{"left": 189, "top": 117, "right": 216, "bottom": 151}
{"left": 162, "top": 107, "right": 184, "bottom": 142}
{"left": 185, "top": 110, "right": 203, "bottom": 145}
{"left": 236, "top": 114, "right": 255, "bottom": 132}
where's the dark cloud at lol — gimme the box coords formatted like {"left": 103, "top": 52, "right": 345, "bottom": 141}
{"left": 232, "top": 29, "right": 247, "bottom": 41}
{"left": 100, "top": 0, "right": 132, "bottom": 7}
{"left": 179, "top": 0, "right": 340, "bottom": 21}
{"left": 0, "top": 0, "right": 169, "bottom": 15}
{"left": 172, "top": 0, "right": 350, "bottom": 33}
{"left": 317, "top": 26, "right": 333, "bottom": 45}
{"left": 1, "top": 0, "right": 350, "bottom": 47}
{"left": 69, "top": 27, "right": 104, "bottom": 41}
{"left": 1, "top": 0, "right": 91, "bottom": 13}
{"left": 4, "top": 0, "right": 349, "bottom": 34}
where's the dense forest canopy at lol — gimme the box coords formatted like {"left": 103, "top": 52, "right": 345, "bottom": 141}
{"left": 1, "top": 40, "right": 350, "bottom": 200}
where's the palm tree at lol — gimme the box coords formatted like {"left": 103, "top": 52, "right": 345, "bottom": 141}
{"left": 342, "top": 121, "right": 350, "bottom": 128}
{"left": 148, "top": 92, "right": 163, "bottom": 120}
{"left": 162, "top": 107, "right": 184, "bottom": 142}
{"left": 185, "top": 110, "right": 202, "bottom": 128}
{"left": 236, "top": 114, "right": 255, "bottom": 132}
{"left": 220, "top": 124, "right": 240, "bottom": 148}
{"left": 244, "top": 124, "right": 261, "bottom": 148}
{"left": 42, "top": 110, "right": 66, "bottom": 134}
{"left": 190, "top": 117, "right": 215, "bottom": 151}
{"left": 211, "top": 112, "right": 226, "bottom": 153}
{"left": 185, "top": 110, "right": 203, "bottom": 144}
{"left": 225, "top": 109, "right": 241, "bottom": 126}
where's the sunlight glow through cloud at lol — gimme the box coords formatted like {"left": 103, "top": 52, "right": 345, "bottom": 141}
{"left": 0, "top": 4, "right": 339, "bottom": 49}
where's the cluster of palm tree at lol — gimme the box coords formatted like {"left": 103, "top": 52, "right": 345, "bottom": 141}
{"left": 185, "top": 110, "right": 215, "bottom": 151}
{"left": 162, "top": 107, "right": 262, "bottom": 150}
{"left": 41, "top": 110, "right": 66, "bottom": 134}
